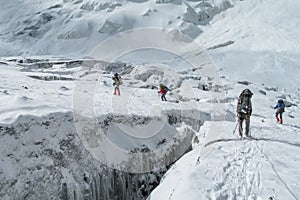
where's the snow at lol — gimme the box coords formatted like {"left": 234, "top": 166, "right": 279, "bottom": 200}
{"left": 1, "top": 0, "right": 300, "bottom": 199}
{"left": 0, "top": 0, "right": 232, "bottom": 57}
{"left": 150, "top": 119, "right": 300, "bottom": 199}
{"left": 197, "top": 0, "right": 300, "bottom": 92}
{"left": 0, "top": 62, "right": 73, "bottom": 124}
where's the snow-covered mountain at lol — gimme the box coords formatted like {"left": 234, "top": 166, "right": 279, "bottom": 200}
{"left": 1, "top": 0, "right": 300, "bottom": 199}
{"left": 0, "top": 0, "right": 231, "bottom": 57}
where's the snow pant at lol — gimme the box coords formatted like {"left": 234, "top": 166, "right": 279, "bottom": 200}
{"left": 114, "top": 85, "right": 120, "bottom": 95}
{"left": 238, "top": 113, "right": 250, "bottom": 136}
{"left": 161, "top": 94, "right": 167, "bottom": 101}
{"left": 275, "top": 108, "right": 284, "bottom": 124}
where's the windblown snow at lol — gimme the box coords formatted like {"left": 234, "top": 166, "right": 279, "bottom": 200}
{"left": 1, "top": 0, "right": 300, "bottom": 199}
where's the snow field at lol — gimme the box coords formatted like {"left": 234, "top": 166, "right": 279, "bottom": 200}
{"left": 1, "top": 0, "right": 300, "bottom": 199}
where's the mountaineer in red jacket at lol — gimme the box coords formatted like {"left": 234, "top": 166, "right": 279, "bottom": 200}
{"left": 158, "top": 84, "right": 169, "bottom": 101}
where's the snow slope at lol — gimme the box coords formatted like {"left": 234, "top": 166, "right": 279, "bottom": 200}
{"left": 149, "top": 0, "right": 300, "bottom": 199}
{"left": 0, "top": 54, "right": 220, "bottom": 198}
{"left": 197, "top": 0, "right": 300, "bottom": 92}
{"left": 0, "top": 0, "right": 232, "bottom": 57}
{"left": 1, "top": 0, "right": 300, "bottom": 199}
{"left": 149, "top": 89, "right": 300, "bottom": 199}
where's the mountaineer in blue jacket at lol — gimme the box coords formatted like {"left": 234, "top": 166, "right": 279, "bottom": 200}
{"left": 274, "top": 99, "right": 285, "bottom": 124}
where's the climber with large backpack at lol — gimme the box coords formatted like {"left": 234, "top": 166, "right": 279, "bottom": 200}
{"left": 236, "top": 89, "right": 253, "bottom": 138}
{"left": 158, "top": 84, "right": 169, "bottom": 101}
{"left": 274, "top": 99, "right": 285, "bottom": 124}
{"left": 112, "top": 73, "right": 122, "bottom": 95}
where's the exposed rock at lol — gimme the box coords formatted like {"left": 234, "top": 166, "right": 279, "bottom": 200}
{"left": 98, "top": 20, "right": 123, "bottom": 35}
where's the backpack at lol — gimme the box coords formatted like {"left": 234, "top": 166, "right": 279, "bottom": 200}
{"left": 112, "top": 73, "right": 122, "bottom": 85}
{"left": 237, "top": 89, "right": 253, "bottom": 115}
{"left": 159, "top": 84, "right": 169, "bottom": 94}
{"left": 162, "top": 85, "right": 169, "bottom": 92}
{"left": 276, "top": 99, "right": 285, "bottom": 111}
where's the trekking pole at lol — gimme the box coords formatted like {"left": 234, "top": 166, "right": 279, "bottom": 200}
{"left": 233, "top": 121, "right": 238, "bottom": 135}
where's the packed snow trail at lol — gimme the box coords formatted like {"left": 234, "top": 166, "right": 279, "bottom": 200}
{"left": 211, "top": 118, "right": 300, "bottom": 200}
{"left": 149, "top": 116, "right": 300, "bottom": 200}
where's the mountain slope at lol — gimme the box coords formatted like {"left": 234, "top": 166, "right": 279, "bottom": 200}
{"left": 149, "top": 119, "right": 300, "bottom": 200}
{"left": 1, "top": 0, "right": 300, "bottom": 199}
{"left": 149, "top": 0, "right": 300, "bottom": 199}
{"left": 0, "top": 0, "right": 232, "bottom": 56}
{"left": 197, "top": 0, "right": 300, "bottom": 91}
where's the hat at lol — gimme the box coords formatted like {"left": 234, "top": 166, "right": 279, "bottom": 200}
{"left": 243, "top": 89, "right": 253, "bottom": 97}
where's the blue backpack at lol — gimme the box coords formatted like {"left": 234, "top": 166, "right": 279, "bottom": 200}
{"left": 276, "top": 99, "right": 285, "bottom": 109}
